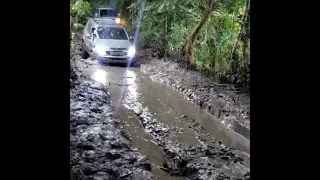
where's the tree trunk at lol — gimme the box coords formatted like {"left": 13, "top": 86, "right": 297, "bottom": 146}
{"left": 243, "top": 7, "right": 250, "bottom": 68}
{"left": 74, "top": 0, "right": 83, "bottom": 24}
{"left": 231, "top": 0, "right": 250, "bottom": 60}
{"left": 181, "top": 0, "right": 220, "bottom": 64}
{"left": 212, "top": 16, "right": 221, "bottom": 73}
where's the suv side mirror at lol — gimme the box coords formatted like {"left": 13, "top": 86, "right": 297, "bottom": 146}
{"left": 129, "top": 36, "right": 134, "bottom": 40}
{"left": 91, "top": 28, "right": 96, "bottom": 41}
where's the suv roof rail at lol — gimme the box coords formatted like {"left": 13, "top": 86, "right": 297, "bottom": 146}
{"left": 97, "top": 7, "right": 114, "bottom": 9}
{"left": 93, "top": 18, "right": 120, "bottom": 26}
{"left": 93, "top": 17, "right": 115, "bottom": 21}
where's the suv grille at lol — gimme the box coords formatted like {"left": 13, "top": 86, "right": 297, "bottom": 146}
{"left": 110, "top": 48, "right": 128, "bottom": 51}
{"left": 106, "top": 51, "right": 127, "bottom": 56}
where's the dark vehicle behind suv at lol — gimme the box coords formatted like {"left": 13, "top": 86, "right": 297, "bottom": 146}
{"left": 95, "top": 7, "right": 120, "bottom": 24}
{"left": 95, "top": 8, "right": 117, "bottom": 18}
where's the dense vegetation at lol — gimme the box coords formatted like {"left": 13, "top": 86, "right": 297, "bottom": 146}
{"left": 70, "top": 0, "right": 250, "bottom": 88}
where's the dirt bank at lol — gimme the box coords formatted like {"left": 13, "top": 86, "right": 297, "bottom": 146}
{"left": 140, "top": 52, "right": 250, "bottom": 140}
{"left": 70, "top": 41, "right": 154, "bottom": 180}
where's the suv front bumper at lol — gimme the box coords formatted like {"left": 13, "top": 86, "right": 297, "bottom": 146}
{"left": 96, "top": 55, "right": 137, "bottom": 64}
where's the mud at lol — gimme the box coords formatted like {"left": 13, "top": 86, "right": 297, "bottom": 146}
{"left": 72, "top": 32, "right": 250, "bottom": 179}
{"left": 140, "top": 53, "right": 250, "bottom": 140}
{"left": 70, "top": 43, "right": 154, "bottom": 180}
{"left": 132, "top": 108, "right": 250, "bottom": 180}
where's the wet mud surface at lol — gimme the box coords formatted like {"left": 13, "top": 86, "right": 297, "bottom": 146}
{"left": 70, "top": 44, "right": 154, "bottom": 180}
{"left": 140, "top": 54, "right": 250, "bottom": 140}
{"left": 71, "top": 34, "right": 250, "bottom": 179}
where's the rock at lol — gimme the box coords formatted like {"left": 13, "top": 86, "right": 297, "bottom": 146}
{"left": 110, "top": 141, "right": 129, "bottom": 149}
{"left": 105, "top": 151, "right": 122, "bottom": 160}
{"left": 70, "top": 79, "right": 75, "bottom": 89}
{"left": 90, "top": 107, "right": 102, "bottom": 113}
{"left": 220, "top": 156, "right": 230, "bottom": 161}
{"left": 181, "top": 114, "right": 187, "bottom": 118}
{"left": 217, "top": 93, "right": 224, "bottom": 97}
{"left": 76, "top": 119, "right": 90, "bottom": 126}
{"left": 77, "top": 144, "right": 95, "bottom": 151}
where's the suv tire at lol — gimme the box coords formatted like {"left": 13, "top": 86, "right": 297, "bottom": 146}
{"left": 81, "top": 43, "right": 89, "bottom": 59}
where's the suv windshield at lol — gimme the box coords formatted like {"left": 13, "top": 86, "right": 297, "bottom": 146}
{"left": 99, "top": 9, "right": 116, "bottom": 17}
{"left": 97, "top": 27, "right": 128, "bottom": 40}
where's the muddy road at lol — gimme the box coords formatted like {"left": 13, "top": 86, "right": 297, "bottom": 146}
{"left": 70, "top": 60, "right": 154, "bottom": 179}
{"left": 84, "top": 61, "right": 250, "bottom": 150}
{"left": 80, "top": 60, "right": 250, "bottom": 178}
{"left": 72, "top": 33, "right": 250, "bottom": 179}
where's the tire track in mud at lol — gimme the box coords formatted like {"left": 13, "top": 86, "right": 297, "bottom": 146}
{"left": 122, "top": 89, "right": 250, "bottom": 179}
{"left": 105, "top": 54, "right": 251, "bottom": 179}
{"left": 134, "top": 109, "right": 249, "bottom": 179}
{"left": 141, "top": 59, "right": 250, "bottom": 140}
{"left": 70, "top": 74, "right": 154, "bottom": 180}
{"left": 70, "top": 39, "right": 154, "bottom": 180}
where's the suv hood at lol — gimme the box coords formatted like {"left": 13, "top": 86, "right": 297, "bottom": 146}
{"left": 95, "top": 39, "right": 132, "bottom": 50}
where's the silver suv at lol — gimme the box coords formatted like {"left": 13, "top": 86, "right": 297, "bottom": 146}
{"left": 81, "top": 18, "right": 137, "bottom": 65}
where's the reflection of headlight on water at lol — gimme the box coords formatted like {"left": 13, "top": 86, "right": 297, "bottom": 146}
{"left": 126, "top": 70, "right": 138, "bottom": 99}
{"left": 128, "top": 46, "right": 136, "bottom": 57}
{"left": 95, "top": 45, "right": 106, "bottom": 56}
{"left": 91, "top": 69, "right": 107, "bottom": 85}
{"left": 125, "top": 70, "right": 136, "bottom": 84}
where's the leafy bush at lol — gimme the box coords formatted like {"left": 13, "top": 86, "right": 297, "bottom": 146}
{"left": 70, "top": 0, "right": 92, "bottom": 25}
{"left": 132, "top": 0, "right": 250, "bottom": 87}
{"left": 73, "top": 23, "right": 85, "bottom": 29}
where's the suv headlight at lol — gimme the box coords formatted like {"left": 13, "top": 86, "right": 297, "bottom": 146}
{"left": 95, "top": 45, "right": 106, "bottom": 56}
{"left": 115, "top": 18, "right": 121, "bottom": 24}
{"left": 128, "top": 46, "right": 136, "bottom": 57}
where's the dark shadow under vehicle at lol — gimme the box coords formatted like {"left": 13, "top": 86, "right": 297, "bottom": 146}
{"left": 98, "top": 59, "right": 140, "bottom": 67}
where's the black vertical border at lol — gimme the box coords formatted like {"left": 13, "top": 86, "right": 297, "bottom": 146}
{"left": 1, "top": 0, "right": 70, "bottom": 179}
{"left": 252, "top": 0, "right": 318, "bottom": 179}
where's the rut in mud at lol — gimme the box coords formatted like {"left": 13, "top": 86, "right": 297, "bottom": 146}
{"left": 71, "top": 33, "right": 250, "bottom": 179}
{"left": 140, "top": 50, "right": 250, "bottom": 140}
{"left": 70, "top": 44, "right": 154, "bottom": 180}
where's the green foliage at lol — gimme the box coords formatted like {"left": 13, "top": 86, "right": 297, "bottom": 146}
{"left": 73, "top": 23, "right": 85, "bottom": 29}
{"left": 85, "top": 0, "right": 110, "bottom": 13}
{"left": 70, "top": 0, "right": 92, "bottom": 25}
{"left": 131, "top": 0, "right": 250, "bottom": 87}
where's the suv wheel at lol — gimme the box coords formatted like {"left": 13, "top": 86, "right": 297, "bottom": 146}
{"left": 130, "top": 58, "right": 140, "bottom": 67}
{"left": 81, "top": 43, "right": 89, "bottom": 59}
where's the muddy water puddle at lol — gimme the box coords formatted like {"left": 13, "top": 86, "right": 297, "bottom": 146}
{"left": 84, "top": 60, "right": 249, "bottom": 179}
